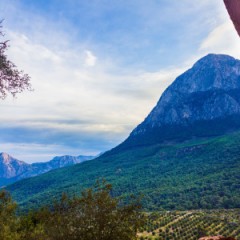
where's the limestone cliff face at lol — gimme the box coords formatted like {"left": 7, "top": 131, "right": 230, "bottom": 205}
{"left": 132, "top": 54, "right": 240, "bottom": 136}
{"left": 114, "top": 54, "right": 240, "bottom": 150}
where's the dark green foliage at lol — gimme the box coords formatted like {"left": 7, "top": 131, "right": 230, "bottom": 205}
{"left": 0, "top": 190, "right": 18, "bottom": 240}
{"left": 35, "top": 180, "right": 145, "bottom": 240}
{"left": 0, "top": 190, "right": 47, "bottom": 239}
{"left": 116, "top": 115, "right": 240, "bottom": 151}
{"left": 7, "top": 131, "right": 240, "bottom": 211}
{"left": 0, "top": 182, "right": 145, "bottom": 240}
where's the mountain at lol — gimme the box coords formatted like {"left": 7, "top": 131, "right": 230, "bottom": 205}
{"left": 6, "top": 54, "right": 240, "bottom": 211}
{"left": 0, "top": 153, "right": 29, "bottom": 186}
{"left": 116, "top": 54, "right": 240, "bottom": 150}
{"left": 20, "top": 155, "right": 95, "bottom": 178}
{"left": 0, "top": 153, "right": 95, "bottom": 187}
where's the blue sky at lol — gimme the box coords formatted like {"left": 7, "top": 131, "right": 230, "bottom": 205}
{"left": 0, "top": 0, "right": 239, "bottom": 162}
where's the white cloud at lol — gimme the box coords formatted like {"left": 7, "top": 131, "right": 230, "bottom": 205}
{"left": 2, "top": 26, "right": 186, "bottom": 162}
{"left": 199, "top": 21, "right": 240, "bottom": 59}
{"left": 84, "top": 50, "right": 97, "bottom": 67}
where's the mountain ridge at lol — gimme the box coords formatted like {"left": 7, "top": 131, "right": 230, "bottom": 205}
{"left": 113, "top": 54, "right": 240, "bottom": 151}
{"left": 0, "top": 152, "right": 95, "bottom": 187}
{"left": 135, "top": 54, "right": 240, "bottom": 129}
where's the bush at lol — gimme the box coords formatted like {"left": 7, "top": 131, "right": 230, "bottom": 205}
{"left": 0, "top": 180, "right": 145, "bottom": 240}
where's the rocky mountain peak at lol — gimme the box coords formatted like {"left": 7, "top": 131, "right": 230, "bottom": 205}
{"left": 0, "top": 152, "right": 11, "bottom": 163}
{"left": 168, "top": 54, "right": 240, "bottom": 95}
{"left": 118, "top": 54, "right": 240, "bottom": 149}
{"left": 0, "top": 153, "right": 29, "bottom": 179}
{"left": 0, "top": 152, "right": 26, "bottom": 165}
{"left": 194, "top": 53, "right": 236, "bottom": 67}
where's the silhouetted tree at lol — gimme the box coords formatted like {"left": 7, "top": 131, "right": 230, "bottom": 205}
{"left": 0, "top": 20, "right": 31, "bottom": 99}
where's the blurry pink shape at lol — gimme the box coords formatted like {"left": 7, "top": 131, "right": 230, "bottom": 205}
{"left": 224, "top": 0, "right": 240, "bottom": 37}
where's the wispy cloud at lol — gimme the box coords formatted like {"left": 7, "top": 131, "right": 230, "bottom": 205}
{"left": 2, "top": 28, "right": 184, "bottom": 162}
{"left": 199, "top": 21, "right": 240, "bottom": 58}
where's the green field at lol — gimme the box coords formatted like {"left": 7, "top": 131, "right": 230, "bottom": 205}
{"left": 139, "top": 210, "right": 240, "bottom": 240}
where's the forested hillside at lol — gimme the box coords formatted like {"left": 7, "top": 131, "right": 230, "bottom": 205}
{"left": 7, "top": 131, "right": 240, "bottom": 211}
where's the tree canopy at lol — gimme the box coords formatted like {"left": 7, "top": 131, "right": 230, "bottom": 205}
{"left": 0, "top": 181, "right": 145, "bottom": 240}
{"left": 0, "top": 20, "right": 31, "bottom": 99}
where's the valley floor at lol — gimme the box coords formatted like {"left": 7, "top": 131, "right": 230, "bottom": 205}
{"left": 138, "top": 209, "right": 240, "bottom": 240}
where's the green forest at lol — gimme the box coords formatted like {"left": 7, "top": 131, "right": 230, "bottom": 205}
{"left": 8, "top": 131, "right": 240, "bottom": 212}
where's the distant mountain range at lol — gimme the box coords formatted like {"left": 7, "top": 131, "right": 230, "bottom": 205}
{"left": 6, "top": 54, "right": 240, "bottom": 211}
{"left": 0, "top": 152, "right": 95, "bottom": 187}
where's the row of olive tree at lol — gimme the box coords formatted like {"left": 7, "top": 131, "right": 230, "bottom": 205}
{"left": 0, "top": 181, "right": 145, "bottom": 240}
